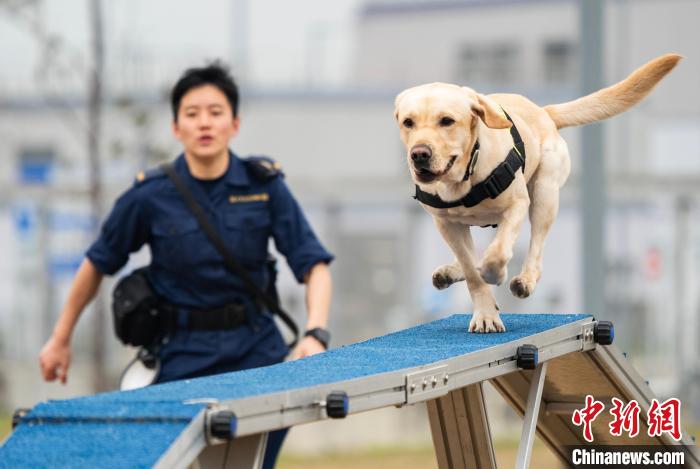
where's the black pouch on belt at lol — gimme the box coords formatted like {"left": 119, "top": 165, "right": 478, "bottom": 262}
{"left": 112, "top": 268, "right": 169, "bottom": 347}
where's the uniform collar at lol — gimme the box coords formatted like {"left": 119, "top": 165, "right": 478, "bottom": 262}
{"left": 176, "top": 150, "right": 251, "bottom": 187}
{"left": 224, "top": 151, "right": 251, "bottom": 187}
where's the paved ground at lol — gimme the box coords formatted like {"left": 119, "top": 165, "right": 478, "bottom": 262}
{"left": 278, "top": 440, "right": 564, "bottom": 469}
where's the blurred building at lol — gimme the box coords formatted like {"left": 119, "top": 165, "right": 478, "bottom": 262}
{"left": 352, "top": 0, "right": 700, "bottom": 404}
{"left": 0, "top": 0, "right": 698, "bottom": 432}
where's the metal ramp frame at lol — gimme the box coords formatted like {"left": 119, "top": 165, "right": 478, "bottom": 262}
{"left": 2, "top": 313, "right": 698, "bottom": 468}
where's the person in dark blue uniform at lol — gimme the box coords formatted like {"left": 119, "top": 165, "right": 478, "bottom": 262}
{"left": 39, "top": 63, "right": 334, "bottom": 468}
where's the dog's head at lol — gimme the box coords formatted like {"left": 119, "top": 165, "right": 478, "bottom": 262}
{"left": 394, "top": 83, "right": 511, "bottom": 185}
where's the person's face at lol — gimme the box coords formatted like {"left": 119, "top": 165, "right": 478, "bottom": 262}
{"left": 172, "top": 84, "right": 240, "bottom": 161}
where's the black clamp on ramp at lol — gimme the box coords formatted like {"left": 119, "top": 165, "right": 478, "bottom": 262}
{"left": 516, "top": 344, "right": 539, "bottom": 370}
{"left": 594, "top": 321, "right": 614, "bottom": 345}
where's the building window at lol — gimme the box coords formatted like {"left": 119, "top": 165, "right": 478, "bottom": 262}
{"left": 543, "top": 40, "right": 576, "bottom": 84}
{"left": 18, "top": 149, "right": 55, "bottom": 185}
{"left": 455, "top": 43, "right": 518, "bottom": 86}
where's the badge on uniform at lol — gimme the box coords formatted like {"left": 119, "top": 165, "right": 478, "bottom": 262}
{"left": 229, "top": 193, "right": 269, "bottom": 204}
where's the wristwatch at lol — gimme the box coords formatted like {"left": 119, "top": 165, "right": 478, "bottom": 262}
{"left": 304, "top": 327, "right": 331, "bottom": 350}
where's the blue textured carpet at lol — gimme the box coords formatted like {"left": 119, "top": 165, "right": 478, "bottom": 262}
{"left": 0, "top": 313, "right": 589, "bottom": 468}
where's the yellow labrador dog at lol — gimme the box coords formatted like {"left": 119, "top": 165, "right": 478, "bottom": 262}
{"left": 394, "top": 54, "right": 681, "bottom": 333}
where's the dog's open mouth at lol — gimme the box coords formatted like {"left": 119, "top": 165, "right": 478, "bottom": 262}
{"left": 415, "top": 155, "right": 457, "bottom": 183}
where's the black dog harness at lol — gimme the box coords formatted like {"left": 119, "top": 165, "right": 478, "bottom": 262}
{"left": 414, "top": 109, "right": 526, "bottom": 209}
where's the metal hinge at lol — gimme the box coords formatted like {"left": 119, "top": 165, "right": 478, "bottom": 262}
{"left": 405, "top": 364, "right": 449, "bottom": 404}
{"left": 582, "top": 324, "right": 597, "bottom": 351}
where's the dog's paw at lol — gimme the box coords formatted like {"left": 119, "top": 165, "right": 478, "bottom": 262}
{"left": 432, "top": 264, "right": 464, "bottom": 290}
{"left": 469, "top": 309, "right": 506, "bottom": 333}
{"left": 510, "top": 275, "right": 535, "bottom": 299}
{"left": 477, "top": 261, "right": 507, "bottom": 286}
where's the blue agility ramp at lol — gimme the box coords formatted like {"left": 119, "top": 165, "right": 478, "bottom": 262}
{"left": 2, "top": 313, "right": 698, "bottom": 468}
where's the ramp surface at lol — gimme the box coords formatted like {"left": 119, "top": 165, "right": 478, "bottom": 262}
{"left": 2, "top": 313, "right": 585, "bottom": 467}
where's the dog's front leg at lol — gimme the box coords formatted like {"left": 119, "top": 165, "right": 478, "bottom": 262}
{"left": 432, "top": 228, "right": 477, "bottom": 289}
{"left": 479, "top": 196, "right": 530, "bottom": 286}
{"left": 432, "top": 228, "right": 480, "bottom": 289}
{"left": 434, "top": 218, "right": 505, "bottom": 333}
{"left": 432, "top": 258, "right": 465, "bottom": 290}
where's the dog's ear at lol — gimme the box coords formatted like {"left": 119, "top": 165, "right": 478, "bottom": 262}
{"left": 471, "top": 93, "right": 511, "bottom": 129}
{"left": 394, "top": 89, "right": 409, "bottom": 121}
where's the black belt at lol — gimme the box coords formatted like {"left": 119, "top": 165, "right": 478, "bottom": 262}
{"left": 184, "top": 303, "right": 248, "bottom": 331}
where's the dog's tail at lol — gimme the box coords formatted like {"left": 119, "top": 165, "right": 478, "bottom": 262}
{"left": 544, "top": 54, "right": 682, "bottom": 129}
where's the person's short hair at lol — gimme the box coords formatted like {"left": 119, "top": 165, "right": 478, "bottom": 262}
{"left": 171, "top": 61, "right": 239, "bottom": 121}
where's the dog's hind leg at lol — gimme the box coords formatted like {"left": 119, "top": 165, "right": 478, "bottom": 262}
{"left": 510, "top": 138, "right": 570, "bottom": 298}
{"left": 434, "top": 219, "right": 504, "bottom": 333}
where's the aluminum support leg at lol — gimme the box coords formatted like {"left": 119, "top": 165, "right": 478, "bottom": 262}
{"left": 427, "top": 382, "right": 497, "bottom": 469}
{"left": 193, "top": 433, "right": 268, "bottom": 469}
{"left": 515, "top": 362, "right": 548, "bottom": 469}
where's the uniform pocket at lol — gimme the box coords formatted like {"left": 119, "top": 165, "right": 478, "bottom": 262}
{"left": 224, "top": 206, "right": 271, "bottom": 263}
{"left": 152, "top": 218, "right": 200, "bottom": 237}
{"left": 151, "top": 218, "right": 201, "bottom": 268}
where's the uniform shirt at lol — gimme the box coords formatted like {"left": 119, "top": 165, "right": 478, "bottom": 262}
{"left": 86, "top": 152, "right": 333, "bottom": 310}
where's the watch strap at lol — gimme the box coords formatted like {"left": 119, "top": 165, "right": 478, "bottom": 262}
{"left": 304, "top": 327, "right": 330, "bottom": 349}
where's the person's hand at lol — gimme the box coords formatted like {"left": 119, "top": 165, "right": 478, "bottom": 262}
{"left": 290, "top": 336, "right": 326, "bottom": 360}
{"left": 39, "top": 336, "right": 71, "bottom": 384}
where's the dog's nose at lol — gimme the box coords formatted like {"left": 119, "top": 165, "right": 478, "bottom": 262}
{"left": 411, "top": 145, "right": 432, "bottom": 167}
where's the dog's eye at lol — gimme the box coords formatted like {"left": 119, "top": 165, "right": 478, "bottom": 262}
{"left": 439, "top": 117, "right": 455, "bottom": 127}
{"left": 402, "top": 118, "right": 414, "bottom": 129}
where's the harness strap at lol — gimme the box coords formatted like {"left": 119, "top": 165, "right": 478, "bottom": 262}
{"left": 462, "top": 140, "right": 480, "bottom": 181}
{"left": 504, "top": 109, "right": 526, "bottom": 167}
{"left": 414, "top": 109, "right": 525, "bottom": 209}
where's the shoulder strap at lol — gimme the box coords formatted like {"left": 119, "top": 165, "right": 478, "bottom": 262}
{"left": 160, "top": 163, "right": 299, "bottom": 348}
{"left": 135, "top": 166, "right": 167, "bottom": 185}
{"left": 243, "top": 156, "right": 284, "bottom": 181}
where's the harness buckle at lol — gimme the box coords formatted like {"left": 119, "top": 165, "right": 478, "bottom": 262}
{"left": 484, "top": 178, "right": 501, "bottom": 199}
